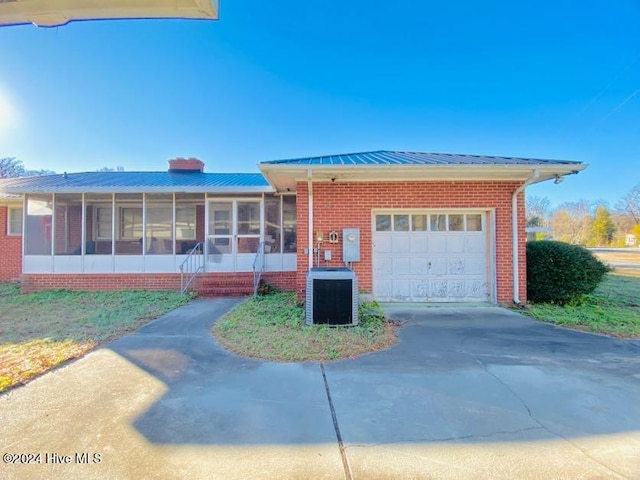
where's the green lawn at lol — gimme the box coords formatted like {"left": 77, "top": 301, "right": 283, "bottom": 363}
{"left": 524, "top": 272, "right": 640, "bottom": 337}
{"left": 0, "top": 285, "right": 191, "bottom": 392}
{"left": 212, "top": 291, "right": 397, "bottom": 361}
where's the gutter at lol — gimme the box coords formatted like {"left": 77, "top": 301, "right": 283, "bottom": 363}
{"left": 512, "top": 169, "right": 539, "bottom": 304}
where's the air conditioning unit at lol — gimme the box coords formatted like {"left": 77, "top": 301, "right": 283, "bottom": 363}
{"left": 305, "top": 267, "right": 358, "bottom": 326}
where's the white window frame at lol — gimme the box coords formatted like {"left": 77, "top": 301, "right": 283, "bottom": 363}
{"left": 7, "top": 206, "right": 23, "bottom": 236}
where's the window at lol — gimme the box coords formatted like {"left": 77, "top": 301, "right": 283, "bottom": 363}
{"left": 282, "top": 195, "right": 296, "bottom": 253}
{"left": 411, "top": 215, "right": 427, "bottom": 231}
{"left": 7, "top": 207, "right": 22, "bottom": 235}
{"left": 146, "top": 194, "right": 172, "bottom": 254}
{"left": 175, "top": 193, "right": 204, "bottom": 254}
{"left": 466, "top": 214, "right": 482, "bottom": 231}
{"left": 54, "top": 194, "right": 82, "bottom": 255}
{"left": 95, "top": 207, "right": 113, "bottom": 240}
{"left": 175, "top": 205, "right": 196, "bottom": 240}
{"left": 85, "top": 194, "right": 113, "bottom": 254}
{"left": 115, "top": 193, "right": 142, "bottom": 255}
{"left": 375, "top": 215, "right": 391, "bottom": 231}
{"left": 264, "top": 195, "right": 281, "bottom": 253}
{"left": 25, "top": 194, "right": 52, "bottom": 255}
{"left": 448, "top": 214, "right": 464, "bottom": 231}
{"left": 120, "top": 207, "right": 143, "bottom": 240}
{"left": 394, "top": 215, "right": 409, "bottom": 231}
{"left": 237, "top": 201, "right": 260, "bottom": 235}
{"left": 430, "top": 214, "right": 446, "bottom": 232}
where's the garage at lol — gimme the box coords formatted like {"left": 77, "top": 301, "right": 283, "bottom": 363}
{"left": 372, "top": 211, "right": 491, "bottom": 302}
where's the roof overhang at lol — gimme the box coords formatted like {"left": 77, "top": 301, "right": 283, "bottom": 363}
{"left": 0, "top": 193, "right": 22, "bottom": 204}
{"left": 258, "top": 163, "right": 587, "bottom": 192}
{"left": 0, "top": 0, "right": 218, "bottom": 27}
{"left": 0, "top": 185, "right": 273, "bottom": 195}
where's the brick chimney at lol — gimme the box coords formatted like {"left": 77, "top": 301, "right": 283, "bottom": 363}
{"left": 168, "top": 157, "right": 205, "bottom": 173}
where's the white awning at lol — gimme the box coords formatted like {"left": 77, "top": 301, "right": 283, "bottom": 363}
{"left": 0, "top": 0, "right": 218, "bottom": 27}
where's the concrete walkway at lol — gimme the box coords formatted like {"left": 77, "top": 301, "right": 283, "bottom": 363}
{"left": 1, "top": 299, "right": 639, "bottom": 479}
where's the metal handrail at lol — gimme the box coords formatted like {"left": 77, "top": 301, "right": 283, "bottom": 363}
{"left": 252, "top": 241, "right": 266, "bottom": 296}
{"left": 179, "top": 242, "right": 204, "bottom": 293}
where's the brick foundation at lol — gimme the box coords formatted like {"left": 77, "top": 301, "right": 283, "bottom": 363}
{"left": 19, "top": 271, "right": 297, "bottom": 294}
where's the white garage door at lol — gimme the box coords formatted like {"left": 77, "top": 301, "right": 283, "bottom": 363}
{"left": 372, "top": 212, "right": 489, "bottom": 302}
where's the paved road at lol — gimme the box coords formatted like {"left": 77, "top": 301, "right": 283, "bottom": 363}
{"left": 1, "top": 299, "right": 639, "bottom": 479}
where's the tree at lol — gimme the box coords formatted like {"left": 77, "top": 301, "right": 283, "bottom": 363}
{"left": 97, "top": 166, "right": 125, "bottom": 172}
{"left": 0, "top": 157, "right": 25, "bottom": 178}
{"left": 24, "top": 168, "right": 56, "bottom": 176}
{"left": 550, "top": 200, "right": 593, "bottom": 245}
{"left": 588, "top": 205, "right": 615, "bottom": 246}
{"left": 616, "top": 183, "right": 640, "bottom": 223}
{"left": 611, "top": 213, "right": 636, "bottom": 246}
{"left": 526, "top": 195, "right": 551, "bottom": 227}
{"left": 0, "top": 157, "right": 55, "bottom": 177}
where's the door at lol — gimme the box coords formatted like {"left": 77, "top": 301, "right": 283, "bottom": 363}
{"left": 372, "top": 212, "right": 489, "bottom": 302}
{"left": 207, "top": 199, "right": 262, "bottom": 271}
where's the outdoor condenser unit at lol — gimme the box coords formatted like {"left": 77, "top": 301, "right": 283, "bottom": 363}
{"left": 305, "top": 267, "right": 358, "bottom": 326}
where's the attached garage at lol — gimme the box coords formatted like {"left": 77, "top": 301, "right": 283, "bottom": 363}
{"left": 372, "top": 211, "right": 491, "bottom": 302}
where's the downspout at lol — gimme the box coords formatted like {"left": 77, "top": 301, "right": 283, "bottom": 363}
{"left": 512, "top": 169, "right": 539, "bottom": 304}
{"left": 307, "top": 168, "right": 313, "bottom": 270}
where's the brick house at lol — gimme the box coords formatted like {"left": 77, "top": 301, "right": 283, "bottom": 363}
{"left": 0, "top": 151, "right": 584, "bottom": 304}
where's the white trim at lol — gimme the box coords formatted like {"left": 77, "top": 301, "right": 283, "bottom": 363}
{"left": 259, "top": 163, "right": 585, "bottom": 192}
{"left": 489, "top": 208, "right": 497, "bottom": 304}
{"left": 6, "top": 206, "right": 23, "bottom": 236}
{"left": 512, "top": 170, "right": 540, "bottom": 304}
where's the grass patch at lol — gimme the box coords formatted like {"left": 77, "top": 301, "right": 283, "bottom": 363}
{"left": 0, "top": 286, "right": 191, "bottom": 392}
{"left": 523, "top": 272, "right": 640, "bottom": 337}
{"left": 212, "top": 292, "right": 397, "bottom": 361}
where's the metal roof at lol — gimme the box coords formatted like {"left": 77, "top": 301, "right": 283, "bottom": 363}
{"left": 261, "top": 150, "right": 582, "bottom": 166}
{"left": 0, "top": 171, "right": 272, "bottom": 194}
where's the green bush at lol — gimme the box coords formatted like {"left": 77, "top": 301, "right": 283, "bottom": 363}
{"left": 526, "top": 241, "right": 609, "bottom": 304}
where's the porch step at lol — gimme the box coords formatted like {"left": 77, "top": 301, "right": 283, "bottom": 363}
{"left": 195, "top": 275, "right": 255, "bottom": 297}
{"left": 197, "top": 287, "right": 253, "bottom": 297}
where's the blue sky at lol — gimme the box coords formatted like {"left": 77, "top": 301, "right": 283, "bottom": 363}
{"left": 0, "top": 0, "right": 638, "bottom": 208}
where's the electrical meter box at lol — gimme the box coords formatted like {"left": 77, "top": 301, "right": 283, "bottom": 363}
{"left": 342, "top": 228, "right": 360, "bottom": 262}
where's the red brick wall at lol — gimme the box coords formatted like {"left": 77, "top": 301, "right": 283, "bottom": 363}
{"left": 20, "top": 271, "right": 297, "bottom": 293}
{"left": 21, "top": 273, "right": 182, "bottom": 292}
{"left": 295, "top": 180, "right": 526, "bottom": 304}
{"left": 0, "top": 205, "right": 23, "bottom": 281}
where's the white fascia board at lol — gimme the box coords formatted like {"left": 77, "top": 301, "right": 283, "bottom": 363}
{"left": 259, "top": 163, "right": 586, "bottom": 190}
{"left": 0, "top": 0, "right": 218, "bottom": 27}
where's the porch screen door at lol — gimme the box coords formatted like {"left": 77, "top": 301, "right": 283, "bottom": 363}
{"left": 208, "top": 201, "right": 234, "bottom": 270}
{"left": 207, "top": 199, "right": 261, "bottom": 271}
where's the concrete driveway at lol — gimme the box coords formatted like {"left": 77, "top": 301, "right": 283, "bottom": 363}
{"left": 1, "top": 299, "right": 639, "bottom": 480}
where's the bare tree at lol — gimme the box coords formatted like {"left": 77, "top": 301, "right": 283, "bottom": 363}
{"left": 97, "top": 166, "right": 125, "bottom": 172}
{"left": 526, "top": 195, "right": 552, "bottom": 227}
{"left": 616, "top": 183, "right": 640, "bottom": 223}
{"left": 24, "top": 168, "right": 56, "bottom": 176}
{"left": 0, "top": 157, "right": 25, "bottom": 178}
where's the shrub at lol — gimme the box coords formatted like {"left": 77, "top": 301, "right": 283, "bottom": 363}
{"left": 256, "top": 279, "right": 279, "bottom": 296}
{"left": 526, "top": 241, "right": 609, "bottom": 304}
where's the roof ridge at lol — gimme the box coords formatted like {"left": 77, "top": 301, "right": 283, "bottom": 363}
{"left": 261, "top": 150, "right": 387, "bottom": 164}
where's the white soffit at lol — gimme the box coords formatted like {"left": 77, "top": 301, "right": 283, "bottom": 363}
{"left": 0, "top": 0, "right": 218, "bottom": 27}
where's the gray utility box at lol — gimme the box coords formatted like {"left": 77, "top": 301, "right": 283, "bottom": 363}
{"left": 305, "top": 267, "right": 358, "bottom": 326}
{"left": 342, "top": 228, "right": 360, "bottom": 262}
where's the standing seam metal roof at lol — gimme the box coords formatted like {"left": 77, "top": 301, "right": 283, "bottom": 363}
{"left": 0, "top": 171, "right": 270, "bottom": 192}
{"left": 260, "top": 150, "right": 581, "bottom": 166}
